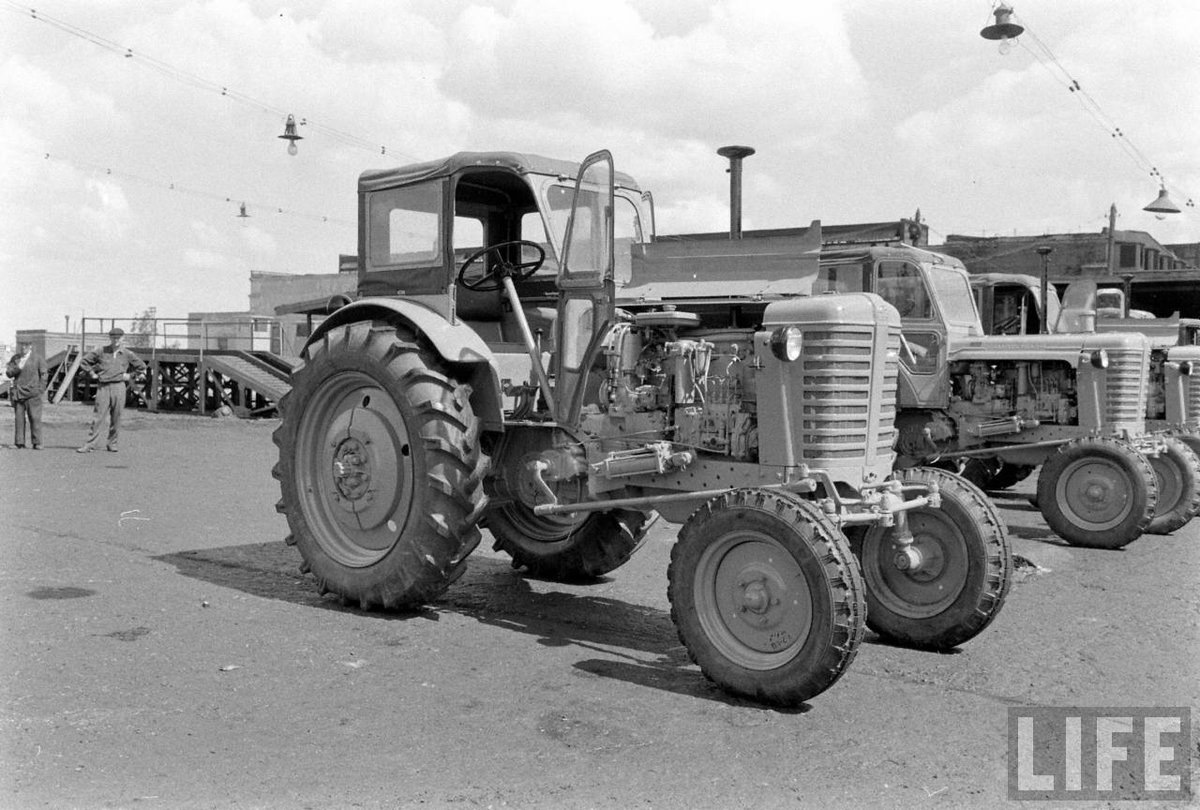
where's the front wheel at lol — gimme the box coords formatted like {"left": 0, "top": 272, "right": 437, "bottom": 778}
{"left": 851, "top": 467, "right": 1012, "bottom": 650}
{"left": 483, "top": 504, "right": 651, "bottom": 581}
{"left": 668, "top": 490, "right": 865, "bottom": 706}
{"left": 1036, "top": 437, "right": 1157, "bottom": 549}
{"left": 1145, "top": 435, "right": 1200, "bottom": 535}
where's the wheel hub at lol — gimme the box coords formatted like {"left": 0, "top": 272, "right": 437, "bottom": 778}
{"left": 332, "top": 437, "right": 372, "bottom": 501}
{"left": 1056, "top": 457, "right": 1131, "bottom": 529}
{"left": 737, "top": 575, "right": 777, "bottom": 618}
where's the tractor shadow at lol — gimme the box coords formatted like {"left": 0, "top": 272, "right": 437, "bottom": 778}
{"left": 984, "top": 490, "right": 1041, "bottom": 513}
{"left": 154, "top": 541, "right": 809, "bottom": 712}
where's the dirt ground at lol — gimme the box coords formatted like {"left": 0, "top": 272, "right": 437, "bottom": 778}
{"left": 1, "top": 403, "right": 1197, "bottom": 809}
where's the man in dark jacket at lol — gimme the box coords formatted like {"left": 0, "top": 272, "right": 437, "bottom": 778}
{"left": 6, "top": 339, "right": 47, "bottom": 449}
{"left": 77, "top": 328, "right": 147, "bottom": 453}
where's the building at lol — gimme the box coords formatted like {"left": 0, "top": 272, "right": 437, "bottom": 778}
{"left": 250, "top": 258, "right": 357, "bottom": 357}
{"left": 937, "top": 228, "right": 1200, "bottom": 318}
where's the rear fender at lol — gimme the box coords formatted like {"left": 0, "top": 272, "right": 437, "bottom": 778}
{"left": 303, "top": 298, "right": 504, "bottom": 429}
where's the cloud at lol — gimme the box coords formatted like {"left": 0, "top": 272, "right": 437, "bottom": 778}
{"left": 79, "top": 178, "right": 132, "bottom": 241}
{"left": 440, "top": 0, "right": 868, "bottom": 147}
{"left": 182, "top": 249, "right": 228, "bottom": 269}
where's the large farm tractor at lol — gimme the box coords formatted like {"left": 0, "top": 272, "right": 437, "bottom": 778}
{"left": 272, "top": 149, "right": 1012, "bottom": 706}
{"left": 969, "top": 272, "right": 1200, "bottom": 535}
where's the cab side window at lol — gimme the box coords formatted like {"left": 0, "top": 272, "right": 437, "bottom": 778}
{"left": 368, "top": 184, "right": 443, "bottom": 269}
{"left": 876, "top": 261, "right": 932, "bottom": 319}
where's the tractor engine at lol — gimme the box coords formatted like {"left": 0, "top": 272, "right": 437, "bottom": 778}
{"left": 580, "top": 313, "right": 759, "bottom": 464}
{"left": 573, "top": 293, "right": 901, "bottom": 494}
{"left": 949, "top": 359, "right": 1078, "bottom": 427}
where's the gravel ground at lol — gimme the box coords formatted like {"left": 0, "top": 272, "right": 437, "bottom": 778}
{"left": 1, "top": 403, "right": 1197, "bottom": 809}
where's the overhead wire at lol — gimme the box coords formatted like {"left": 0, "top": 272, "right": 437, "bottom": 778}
{"left": 991, "top": 2, "right": 1195, "bottom": 209}
{"left": 1, "top": 1, "right": 420, "bottom": 162}
{"left": 22, "top": 145, "right": 355, "bottom": 228}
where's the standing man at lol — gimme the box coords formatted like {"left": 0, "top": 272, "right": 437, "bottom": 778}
{"left": 5, "top": 339, "right": 47, "bottom": 449}
{"left": 77, "top": 327, "right": 147, "bottom": 453}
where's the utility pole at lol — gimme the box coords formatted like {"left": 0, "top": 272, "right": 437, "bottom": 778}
{"left": 1036, "top": 245, "right": 1053, "bottom": 335}
{"left": 1106, "top": 203, "right": 1116, "bottom": 275}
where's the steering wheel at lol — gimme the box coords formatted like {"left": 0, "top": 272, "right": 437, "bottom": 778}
{"left": 456, "top": 240, "right": 546, "bottom": 292}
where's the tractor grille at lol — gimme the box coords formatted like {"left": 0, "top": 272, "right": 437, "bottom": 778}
{"left": 1104, "top": 347, "right": 1148, "bottom": 425}
{"left": 799, "top": 327, "right": 897, "bottom": 460}
{"left": 1188, "top": 372, "right": 1200, "bottom": 429}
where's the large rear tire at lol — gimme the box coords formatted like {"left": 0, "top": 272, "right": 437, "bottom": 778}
{"left": 668, "top": 490, "right": 865, "bottom": 706}
{"left": 851, "top": 467, "right": 1012, "bottom": 650}
{"left": 930, "top": 457, "right": 997, "bottom": 490}
{"left": 986, "top": 461, "right": 1036, "bottom": 491}
{"left": 272, "top": 321, "right": 486, "bottom": 609}
{"left": 1036, "top": 437, "right": 1157, "bottom": 549}
{"left": 483, "top": 504, "right": 651, "bottom": 581}
{"left": 1145, "top": 435, "right": 1200, "bottom": 535}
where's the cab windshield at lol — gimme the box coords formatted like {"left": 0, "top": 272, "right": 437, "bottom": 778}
{"left": 532, "top": 181, "right": 645, "bottom": 279}
{"left": 927, "top": 265, "right": 982, "bottom": 329}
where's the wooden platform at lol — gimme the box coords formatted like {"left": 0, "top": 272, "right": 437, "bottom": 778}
{"left": 39, "top": 348, "right": 294, "bottom": 418}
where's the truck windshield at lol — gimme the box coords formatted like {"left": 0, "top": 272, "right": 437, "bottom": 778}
{"left": 927, "top": 265, "right": 981, "bottom": 329}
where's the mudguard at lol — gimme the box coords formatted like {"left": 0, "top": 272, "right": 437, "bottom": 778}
{"left": 302, "top": 298, "right": 504, "bottom": 428}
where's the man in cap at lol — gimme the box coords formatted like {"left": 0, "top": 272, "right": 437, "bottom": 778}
{"left": 77, "top": 327, "right": 147, "bottom": 453}
{"left": 5, "top": 338, "right": 47, "bottom": 449}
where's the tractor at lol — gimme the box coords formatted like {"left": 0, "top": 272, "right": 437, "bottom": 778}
{"left": 971, "top": 272, "right": 1200, "bottom": 535}
{"left": 272, "top": 149, "right": 1012, "bottom": 706}
{"left": 633, "top": 217, "right": 1173, "bottom": 550}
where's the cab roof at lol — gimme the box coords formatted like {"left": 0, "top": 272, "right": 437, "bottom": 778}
{"left": 358, "top": 151, "right": 642, "bottom": 193}
{"left": 820, "top": 243, "right": 966, "bottom": 268}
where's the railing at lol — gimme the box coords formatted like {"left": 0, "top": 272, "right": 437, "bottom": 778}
{"left": 80, "top": 317, "right": 283, "bottom": 366}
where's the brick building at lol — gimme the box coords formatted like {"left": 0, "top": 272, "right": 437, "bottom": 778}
{"left": 937, "top": 228, "right": 1200, "bottom": 318}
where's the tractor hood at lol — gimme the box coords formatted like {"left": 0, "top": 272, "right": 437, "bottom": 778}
{"left": 618, "top": 221, "right": 822, "bottom": 302}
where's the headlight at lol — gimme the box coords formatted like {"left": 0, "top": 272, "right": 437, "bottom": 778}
{"left": 1179, "top": 360, "right": 1194, "bottom": 376}
{"left": 1089, "top": 349, "right": 1109, "bottom": 369}
{"left": 770, "top": 326, "right": 803, "bottom": 362}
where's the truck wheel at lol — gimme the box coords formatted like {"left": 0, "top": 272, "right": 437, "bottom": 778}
{"left": 483, "top": 505, "right": 650, "bottom": 581}
{"left": 1036, "top": 437, "right": 1157, "bottom": 549}
{"left": 851, "top": 467, "right": 1012, "bottom": 651}
{"left": 1146, "top": 435, "right": 1200, "bottom": 535}
{"left": 273, "top": 321, "right": 486, "bottom": 609}
{"left": 668, "top": 490, "right": 865, "bottom": 706}
{"left": 987, "top": 461, "right": 1036, "bottom": 491}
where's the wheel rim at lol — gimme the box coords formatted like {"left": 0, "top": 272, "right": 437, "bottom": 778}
{"left": 294, "top": 370, "right": 415, "bottom": 567}
{"left": 862, "top": 510, "right": 968, "bottom": 619}
{"left": 500, "top": 502, "right": 587, "bottom": 543}
{"left": 1148, "top": 453, "right": 1182, "bottom": 519}
{"left": 694, "top": 530, "right": 813, "bottom": 670}
{"left": 1053, "top": 455, "right": 1134, "bottom": 530}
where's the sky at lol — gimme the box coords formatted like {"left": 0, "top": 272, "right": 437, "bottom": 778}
{"left": 1, "top": 0, "right": 1198, "bottom": 345}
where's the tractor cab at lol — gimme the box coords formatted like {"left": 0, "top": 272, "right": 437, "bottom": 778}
{"left": 355, "top": 150, "right": 653, "bottom": 419}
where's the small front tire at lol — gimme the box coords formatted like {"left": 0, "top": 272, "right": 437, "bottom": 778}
{"left": 1036, "top": 437, "right": 1157, "bottom": 549}
{"left": 668, "top": 490, "right": 865, "bottom": 706}
{"left": 1145, "top": 435, "right": 1200, "bottom": 535}
{"left": 851, "top": 467, "right": 1012, "bottom": 650}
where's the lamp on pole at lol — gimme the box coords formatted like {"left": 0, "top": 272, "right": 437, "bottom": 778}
{"left": 1035, "top": 245, "right": 1053, "bottom": 335}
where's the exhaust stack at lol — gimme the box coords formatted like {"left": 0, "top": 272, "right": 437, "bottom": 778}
{"left": 717, "top": 145, "right": 755, "bottom": 239}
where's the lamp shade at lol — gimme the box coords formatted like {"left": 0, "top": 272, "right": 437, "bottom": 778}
{"left": 1144, "top": 186, "right": 1182, "bottom": 215}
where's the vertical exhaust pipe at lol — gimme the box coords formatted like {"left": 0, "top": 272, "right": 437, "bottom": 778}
{"left": 717, "top": 145, "right": 755, "bottom": 239}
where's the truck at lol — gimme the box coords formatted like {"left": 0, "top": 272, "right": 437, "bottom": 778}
{"left": 271, "top": 149, "right": 1012, "bottom": 706}
{"left": 970, "top": 272, "right": 1200, "bottom": 534}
